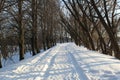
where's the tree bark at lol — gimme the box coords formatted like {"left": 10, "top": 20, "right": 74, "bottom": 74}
{"left": 0, "top": 54, "right": 2, "bottom": 68}
{"left": 18, "top": 0, "right": 24, "bottom": 60}
{"left": 31, "top": 0, "right": 40, "bottom": 56}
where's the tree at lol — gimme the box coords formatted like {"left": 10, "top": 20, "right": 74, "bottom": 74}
{"left": 62, "top": 0, "right": 95, "bottom": 50}
{"left": 61, "top": 0, "right": 120, "bottom": 59}
{"left": 18, "top": 0, "right": 24, "bottom": 60}
{"left": 90, "top": 0, "right": 120, "bottom": 58}
{"left": 31, "top": 0, "right": 39, "bottom": 56}
{"left": 37, "top": 0, "right": 61, "bottom": 50}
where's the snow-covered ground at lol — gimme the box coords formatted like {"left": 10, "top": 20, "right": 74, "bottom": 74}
{"left": 0, "top": 43, "right": 120, "bottom": 80}
{"left": 2, "top": 51, "right": 32, "bottom": 67}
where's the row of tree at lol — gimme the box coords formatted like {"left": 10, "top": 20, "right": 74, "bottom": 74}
{"left": 61, "top": 0, "right": 120, "bottom": 59}
{"left": 1, "top": 0, "right": 120, "bottom": 68}
{"left": 0, "top": 0, "right": 68, "bottom": 68}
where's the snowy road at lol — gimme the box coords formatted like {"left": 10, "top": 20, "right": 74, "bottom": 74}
{"left": 0, "top": 43, "right": 120, "bottom": 80}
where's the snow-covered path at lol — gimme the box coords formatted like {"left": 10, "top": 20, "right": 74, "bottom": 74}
{"left": 0, "top": 43, "right": 120, "bottom": 80}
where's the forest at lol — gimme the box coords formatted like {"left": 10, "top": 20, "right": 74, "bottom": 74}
{"left": 0, "top": 0, "right": 120, "bottom": 68}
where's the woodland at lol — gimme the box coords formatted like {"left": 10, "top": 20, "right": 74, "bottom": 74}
{"left": 0, "top": 0, "right": 120, "bottom": 68}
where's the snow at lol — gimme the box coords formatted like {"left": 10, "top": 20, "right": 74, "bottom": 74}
{"left": 0, "top": 43, "right": 120, "bottom": 80}
{"left": 2, "top": 51, "right": 32, "bottom": 67}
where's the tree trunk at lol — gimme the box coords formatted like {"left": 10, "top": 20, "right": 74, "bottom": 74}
{"left": 31, "top": 37, "right": 36, "bottom": 56}
{"left": 31, "top": 0, "right": 40, "bottom": 56}
{"left": 0, "top": 54, "right": 2, "bottom": 68}
{"left": 18, "top": 0, "right": 24, "bottom": 60}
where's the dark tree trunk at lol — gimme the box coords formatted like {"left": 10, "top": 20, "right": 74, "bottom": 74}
{"left": 18, "top": 0, "right": 24, "bottom": 60}
{"left": 0, "top": 54, "right": 2, "bottom": 68}
{"left": 31, "top": 0, "right": 40, "bottom": 56}
{"left": 31, "top": 37, "right": 36, "bottom": 56}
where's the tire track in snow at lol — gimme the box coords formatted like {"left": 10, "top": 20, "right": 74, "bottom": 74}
{"left": 43, "top": 53, "right": 57, "bottom": 80}
{"left": 67, "top": 45, "right": 118, "bottom": 80}
{"left": 37, "top": 46, "right": 60, "bottom": 80}
{"left": 43, "top": 45, "right": 73, "bottom": 80}
{"left": 42, "top": 44, "right": 89, "bottom": 80}
{"left": 66, "top": 46, "right": 89, "bottom": 80}
{"left": 15, "top": 48, "right": 54, "bottom": 74}
{"left": 33, "top": 46, "right": 67, "bottom": 80}
{"left": 0, "top": 43, "right": 90, "bottom": 80}
{"left": 74, "top": 51, "right": 117, "bottom": 80}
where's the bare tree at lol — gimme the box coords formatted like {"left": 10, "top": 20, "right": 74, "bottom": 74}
{"left": 61, "top": 0, "right": 120, "bottom": 59}
{"left": 37, "top": 0, "right": 61, "bottom": 50}
{"left": 18, "top": 0, "right": 24, "bottom": 60}
{"left": 31, "top": 0, "right": 39, "bottom": 55}
{"left": 90, "top": 0, "right": 120, "bottom": 58}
